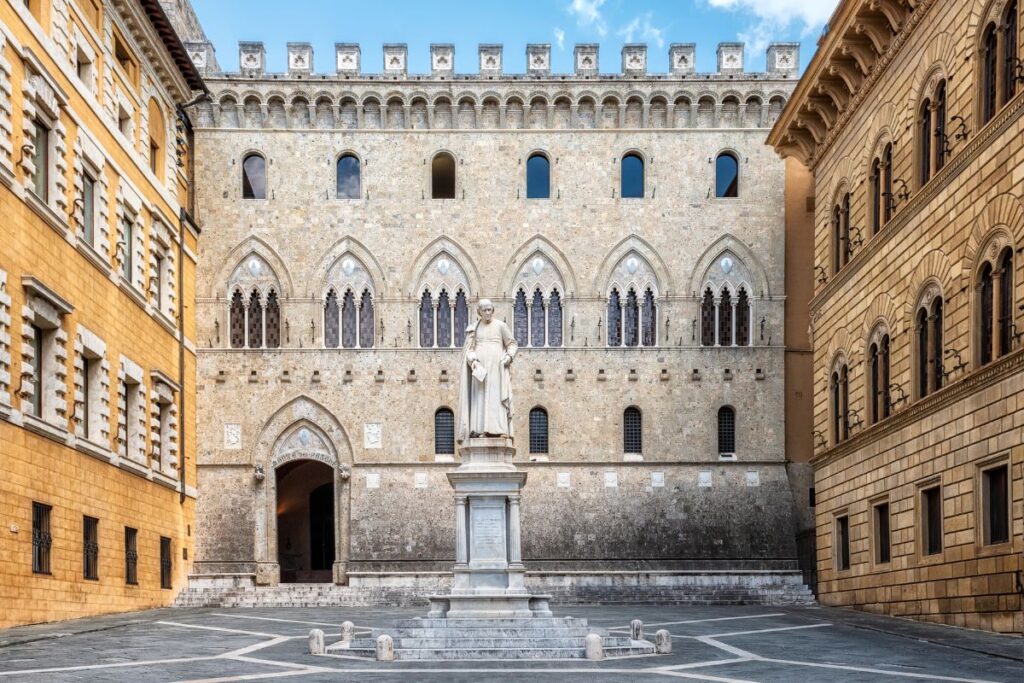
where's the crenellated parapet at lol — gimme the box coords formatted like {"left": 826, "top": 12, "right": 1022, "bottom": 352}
{"left": 186, "top": 42, "right": 800, "bottom": 131}
{"left": 183, "top": 41, "right": 800, "bottom": 81}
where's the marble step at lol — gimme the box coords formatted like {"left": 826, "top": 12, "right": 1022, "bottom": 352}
{"left": 346, "top": 636, "right": 634, "bottom": 650}
{"left": 386, "top": 628, "right": 601, "bottom": 639}
{"left": 389, "top": 645, "right": 654, "bottom": 660}
{"left": 392, "top": 617, "right": 588, "bottom": 628}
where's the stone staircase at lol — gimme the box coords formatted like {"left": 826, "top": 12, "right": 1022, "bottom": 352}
{"left": 174, "top": 573, "right": 815, "bottom": 609}
{"left": 327, "top": 617, "right": 654, "bottom": 660}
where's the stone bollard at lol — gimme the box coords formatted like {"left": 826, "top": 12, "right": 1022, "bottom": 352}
{"left": 376, "top": 634, "right": 395, "bottom": 661}
{"left": 655, "top": 629, "right": 672, "bottom": 654}
{"left": 308, "top": 629, "right": 325, "bottom": 655}
{"left": 340, "top": 620, "right": 354, "bottom": 645}
{"left": 584, "top": 633, "right": 604, "bottom": 660}
{"left": 630, "top": 619, "right": 644, "bottom": 641}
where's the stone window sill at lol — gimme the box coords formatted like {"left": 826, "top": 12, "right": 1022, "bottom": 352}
{"left": 75, "top": 236, "right": 112, "bottom": 277}
{"left": 74, "top": 436, "right": 115, "bottom": 463}
{"left": 0, "top": 161, "right": 14, "bottom": 189}
{"left": 22, "top": 414, "right": 71, "bottom": 445}
{"left": 152, "top": 469, "right": 179, "bottom": 489}
{"left": 434, "top": 454, "right": 455, "bottom": 463}
{"left": 24, "top": 192, "right": 70, "bottom": 237}
{"left": 117, "top": 455, "right": 150, "bottom": 478}
{"left": 623, "top": 453, "right": 643, "bottom": 462}
{"left": 154, "top": 308, "right": 178, "bottom": 335}
{"left": 118, "top": 277, "right": 149, "bottom": 309}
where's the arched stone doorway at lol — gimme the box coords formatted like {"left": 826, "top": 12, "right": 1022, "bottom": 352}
{"left": 276, "top": 460, "right": 335, "bottom": 583}
{"left": 252, "top": 397, "right": 352, "bottom": 586}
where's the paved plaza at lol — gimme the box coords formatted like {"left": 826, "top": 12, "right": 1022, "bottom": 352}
{"left": 0, "top": 605, "right": 1021, "bottom": 682}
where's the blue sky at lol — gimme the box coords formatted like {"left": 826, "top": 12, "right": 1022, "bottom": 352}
{"left": 191, "top": 0, "right": 837, "bottom": 75}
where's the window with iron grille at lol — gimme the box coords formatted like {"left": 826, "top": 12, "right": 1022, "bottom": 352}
{"left": 718, "top": 287, "right": 733, "bottom": 346}
{"left": 32, "top": 502, "right": 52, "bottom": 574}
{"left": 341, "top": 289, "right": 357, "bottom": 348}
{"left": 434, "top": 408, "right": 455, "bottom": 454}
{"left": 735, "top": 288, "right": 750, "bottom": 346}
{"left": 246, "top": 290, "right": 263, "bottom": 348}
{"left": 623, "top": 288, "right": 639, "bottom": 347}
{"left": 607, "top": 289, "right": 622, "bottom": 347}
{"left": 641, "top": 288, "right": 656, "bottom": 347}
{"left": 359, "top": 289, "right": 374, "bottom": 348}
{"left": 718, "top": 406, "right": 736, "bottom": 455}
{"left": 419, "top": 290, "right": 434, "bottom": 348}
{"left": 324, "top": 290, "right": 339, "bottom": 348}
{"left": 623, "top": 407, "right": 642, "bottom": 454}
{"left": 701, "top": 288, "right": 714, "bottom": 346}
{"left": 531, "top": 289, "right": 545, "bottom": 347}
{"left": 125, "top": 527, "right": 138, "bottom": 585}
{"left": 83, "top": 516, "right": 99, "bottom": 580}
{"left": 160, "top": 536, "right": 172, "bottom": 589}
{"left": 529, "top": 407, "right": 548, "bottom": 454}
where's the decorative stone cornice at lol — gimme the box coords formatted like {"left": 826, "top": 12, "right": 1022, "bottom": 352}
{"left": 810, "top": 349, "right": 1024, "bottom": 470}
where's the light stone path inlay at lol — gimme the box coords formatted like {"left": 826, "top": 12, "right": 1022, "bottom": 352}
{"left": 0, "top": 606, "right": 1019, "bottom": 682}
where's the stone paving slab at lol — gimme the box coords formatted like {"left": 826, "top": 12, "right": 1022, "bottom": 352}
{"left": 0, "top": 605, "right": 1019, "bottom": 682}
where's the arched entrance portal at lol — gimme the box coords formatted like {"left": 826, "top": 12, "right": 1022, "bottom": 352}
{"left": 276, "top": 460, "right": 335, "bottom": 583}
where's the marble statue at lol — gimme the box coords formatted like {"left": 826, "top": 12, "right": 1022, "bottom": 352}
{"left": 457, "top": 299, "right": 517, "bottom": 443}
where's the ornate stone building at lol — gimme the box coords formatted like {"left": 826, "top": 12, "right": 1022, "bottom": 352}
{"left": 178, "top": 37, "right": 816, "bottom": 600}
{"left": 0, "top": 0, "right": 205, "bottom": 627}
{"left": 771, "top": 0, "right": 1023, "bottom": 633}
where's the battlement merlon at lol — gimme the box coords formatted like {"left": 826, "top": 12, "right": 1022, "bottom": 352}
{"left": 182, "top": 42, "right": 801, "bottom": 80}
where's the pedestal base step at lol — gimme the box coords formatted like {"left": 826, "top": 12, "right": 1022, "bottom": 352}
{"left": 324, "top": 616, "right": 656, "bottom": 661}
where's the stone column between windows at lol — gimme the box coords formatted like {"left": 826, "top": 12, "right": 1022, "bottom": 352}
{"left": 569, "top": 104, "right": 579, "bottom": 129}
{"left": 992, "top": 266, "right": 1003, "bottom": 358}
{"left": 713, "top": 297, "right": 720, "bottom": 346}
{"left": 404, "top": 104, "right": 412, "bottom": 129}
{"left": 498, "top": 104, "right": 507, "bottom": 129}
{"left": 454, "top": 495, "right": 468, "bottom": 566}
{"left": 426, "top": 104, "right": 435, "bottom": 129}
{"left": 432, "top": 298, "right": 440, "bottom": 348}
{"left": 641, "top": 103, "right": 650, "bottom": 128}
{"left": 525, "top": 298, "right": 532, "bottom": 348}
{"left": 731, "top": 300, "right": 737, "bottom": 347}
{"left": 355, "top": 104, "right": 364, "bottom": 128}
{"left": 617, "top": 103, "right": 627, "bottom": 128}
{"left": 665, "top": 102, "right": 676, "bottom": 128}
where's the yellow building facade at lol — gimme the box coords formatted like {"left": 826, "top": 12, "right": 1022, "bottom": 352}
{"left": 0, "top": 0, "right": 204, "bottom": 627}
{"left": 771, "top": 0, "right": 1023, "bottom": 633}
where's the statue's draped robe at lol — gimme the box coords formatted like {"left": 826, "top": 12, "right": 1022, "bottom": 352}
{"left": 457, "top": 319, "right": 517, "bottom": 443}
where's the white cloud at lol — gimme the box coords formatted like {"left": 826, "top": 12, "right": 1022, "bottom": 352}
{"left": 554, "top": 27, "right": 566, "bottom": 50}
{"left": 617, "top": 13, "right": 665, "bottom": 49}
{"left": 568, "top": 0, "right": 607, "bottom": 37}
{"left": 706, "top": 0, "right": 837, "bottom": 53}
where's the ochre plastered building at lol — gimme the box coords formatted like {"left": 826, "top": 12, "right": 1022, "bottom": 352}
{"left": 0, "top": 0, "right": 205, "bottom": 627}
{"left": 771, "top": 0, "right": 1023, "bottom": 633}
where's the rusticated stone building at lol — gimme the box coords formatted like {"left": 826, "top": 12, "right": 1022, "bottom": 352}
{"left": 771, "top": 0, "right": 1023, "bottom": 633}
{"left": 175, "top": 37, "right": 817, "bottom": 602}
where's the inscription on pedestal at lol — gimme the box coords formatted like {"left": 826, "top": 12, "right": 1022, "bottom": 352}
{"left": 470, "top": 503, "right": 507, "bottom": 562}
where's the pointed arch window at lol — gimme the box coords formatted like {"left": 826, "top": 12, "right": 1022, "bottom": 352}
{"left": 701, "top": 287, "right": 715, "bottom": 346}
{"left": 608, "top": 288, "right": 622, "bottom": 347}
{"left": 531, "top": 289, "right": 546, "bottom": 347}
{"left": 454, "top": 290, "right": 469, "bottom": 347}
{"left": 437, "top": 289, "right": 452, "bottom": 348}
{"left": 336, "top": 153, "right": 360, "bottom": 199}
{"left": 513, "top": 289, "right": 528, "bottom": 347}
{"left": 324, "top": 290, "right": 340, "bottom": 348}
{"left": 624, "top": 288, "right": 640, "bottom": 347}
{"left": 434, "top": 408, "right": 455, "bottom": 455}
{"left": 548, "top": 289, "right": 563, "bottom": 347}
{"left": 917, "top": 296, "right": 945, "bottom": 398}
{"left": 265, "top": 291, "right": 280, "bottom": 348}
{"left": 621, "top": 153, "right": 644, "bottom": 199}
{"left": 869, "top": 334, "right": 891, "bottom": 425}
{"left": 432, "top": 152, "right": 456, "bottom": 199}
{"left": 527, "top": 153, "right": 550, "bottom": 199}
{"left": 830, "top": 363, "right": 850, "bottom": 444}
{"left": 916, "top": 307, "right": 930, "bottom": 398}
{"left": 341, "top": 290, "right": 357, "bottom": 348}
{"left": 832, "top": 205, "right": 843, "bottom": 274}
{"left": 882, "top": 144, "right": 893, "bottom": 223}
{"left": 242, "top": 153, "right": 266, "bottom": 200}
{"left": 529, "top": 407, "right": 549, "bottom": 454}
{"left": 229, "top": 290, "right": 245, "bottom": 348}
{"left": 715, "top": 152, "right": 739, "bottom": 198}
{"left": 980, "top": 262, "right": 995, "bottom": 365}
{"left": 246, "top": 290, "right": 263, "bottom": 348}
{"left": 736, "top": 287, "right": 750, "bottom": 346}
{"left": 641, "top": 288, "right": 656, "bottom": 347}
{"left": 841, "top": 192, "right": 851, "bottom": 263}
{"left": 718, "top": 287, "right": 733, "bottom": 346}
{"left": 419, "top": 289, "right": 435, "bottom": 348}
{"left": 359, "top": 290, "right": 374, "bottom": 348}
{"left": 931, "top": 298, "right": 944, "bottom": 392}
{"left": 1005, "top": 1, "right": 1019, "bottom": 103}
{"left": 718, "top": 406, "right": 736, "bottom": 455}
{"left": 623, "top": 406, "right": 642, "bottom": 454}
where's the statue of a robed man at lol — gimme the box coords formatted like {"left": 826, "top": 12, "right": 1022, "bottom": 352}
{"left": 456, "top": 299, "right": 518, "bottom": 443}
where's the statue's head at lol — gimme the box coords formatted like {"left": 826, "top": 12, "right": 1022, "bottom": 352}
{"left": 477, "top": 298, "right": 494, "bottom": 323}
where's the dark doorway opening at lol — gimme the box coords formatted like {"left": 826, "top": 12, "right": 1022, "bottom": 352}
{"left": 276, "top": 460, "right": 334, "bottom": 583}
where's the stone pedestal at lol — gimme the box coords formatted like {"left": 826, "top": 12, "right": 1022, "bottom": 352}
{"left": 428, "top": 437, "right": 551, "bottom": 618}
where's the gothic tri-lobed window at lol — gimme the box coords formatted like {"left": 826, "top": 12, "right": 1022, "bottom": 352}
{"left": 718, "top": 287, "right": 733, "bottom": 346}
{"left": 701, "top": 287, "right": 714, "bottom": 346}
{"left": 717, "top": 406, "right": 736, "bottom": 455}
{"left": 324, "top": 290, "right": 340, "bottom": 348}
{"left": 437, "top": 290, "right": 452, "bottom": 348}
{"left": 420, "top": 287, "right": 465, "bottom": 348}
{"left": 641, "top": 288, "right": 656, "bottom": 347}
{"left": 736, "top": 288, "right": 750, "bottom": 346}
{"left": 607, "top": 288, "right": 622, "bottom": 346}
{"left": 359, "top": 290, "right": 374, "bottom": 348}
{"left": 247, "top": 289, "right": 263, "bottom": 348}
{"left": 341, "top": 290, "right": 357, "bottom": 348}
{"left": 265, "top": 291, "right": 280, "bottom": 348}
{"left": 229, "top": 290, "right": 245, "bottom": 348}
{"left": 624, "top": 288, "right": 639, "bottom": 347}
{"left": 514, "top": 289, "right": 528, "bottom": 347}
{"left": 548, "top": 289, "right": 563, "bottom": 347}
{"left": 531, "top": 289, "right": 546, "bottom": 347}
{"left": 419, "top": 289, "right": 435, "bottom": 348}
{"left": 529, "top": 406, "right": 549, "bottom": 454}
{"left": 623, "top": 406, "right": 642, "bottom": 454}
{"left": 454, "top": 290, "right": 468, "bottom": 347}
